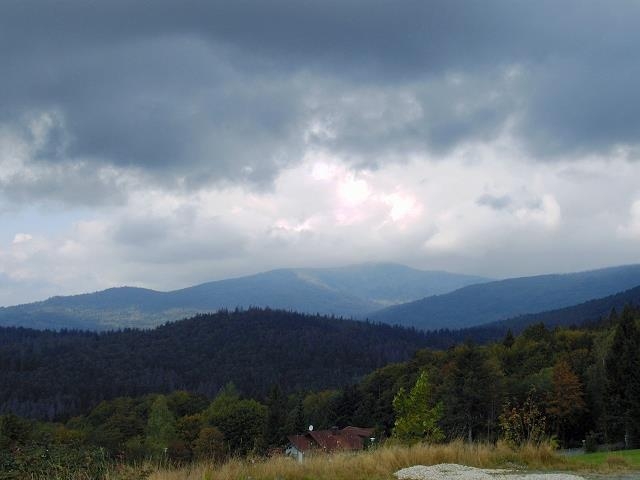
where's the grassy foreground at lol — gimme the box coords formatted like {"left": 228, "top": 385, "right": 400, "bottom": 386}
{"left": 146, "top": 441, "right": 638, "bottom": 480}
{"left": 569, "top": 449, "right": 640, "bottom": 469}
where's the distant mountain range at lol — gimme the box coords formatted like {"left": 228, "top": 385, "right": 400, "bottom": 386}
{"left": 443, "top": 284, "right": 640, "bottom": 346}
{"left": 369, "top": 264, "right": 640, "bottom": 329}
{"left": 3, "top": 262, "right": 640, "bottom": 333}
{"left": 0, "top": 263, "right": 488, "bottom": 330}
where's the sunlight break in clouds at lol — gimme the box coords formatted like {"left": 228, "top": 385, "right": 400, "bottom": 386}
{"left": 3, "top": 137, "right": 640, "bottom": 307}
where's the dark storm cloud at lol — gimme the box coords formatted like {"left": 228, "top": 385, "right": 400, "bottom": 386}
{"left": 519, "top": 59, "right": 640, "bottom": 157}
{"left": 0, "top": 160, "right": 128, "bottom": 207}
{"left": 1, "top": 0, "right": 640, "bottom": 205}
{"left": 3, "top": 1, "right": 635, "bottom": 77}
{"left": 1, "top": 35, "right": 307, "bottom": 190}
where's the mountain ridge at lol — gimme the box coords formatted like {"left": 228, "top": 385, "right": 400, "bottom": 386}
{"left": 369, "top": 264, "right": 640, "bottom": 330}
{"left": 0, "top": 263, "right": 489, "bottom": 330}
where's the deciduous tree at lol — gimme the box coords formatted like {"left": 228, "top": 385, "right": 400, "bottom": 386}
{"left": 547, "top": 360, "right": 586, "bottom": 445}
{"left": 146, "top": 395, "right": 176, "bottom": 457}
{"left": 392, "top": 370, "right": 443, "bottom": 442}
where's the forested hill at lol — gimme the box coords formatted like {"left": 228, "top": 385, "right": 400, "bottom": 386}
{"left": 413, "top": 285, "right": 640, "bottom": 347}
{"left": 5, "top": 304, "right": 639, "bottom": 467}
{"left": 0, "top": 263, "right": 488, "bottom": 331}
{"left": 0, "top": 308, "right": 440, "bottom": 420}
{"left": 369, "top": 264, "right": 640, "bottom": 329}
{"left": 482, "top": 284, "right": 640, "bottom": 333}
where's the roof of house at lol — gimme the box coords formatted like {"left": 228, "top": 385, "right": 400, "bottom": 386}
{"left": 341, "top": 426, "right": 375, "bottom": 438}
{"left": 287, "top": 426, "right": 374, "bottom": 453}
{"left": 288, "top": 434, "right": 313, "bottom": 452}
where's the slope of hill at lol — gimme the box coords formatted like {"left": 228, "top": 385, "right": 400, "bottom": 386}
{"left": 369, "top": 264, "right": 640, "bottom": 330}
{"left": 484, "top": 284, "right": 640, "bottom": 333}
{"left": 0, "top": 308, "right": 437, "bottom": 419}
{"left": 293, "top": 263, "right": 489, "bottom": 307}
{"left": 0, "top": 263, "right": 488, "bottom": 330}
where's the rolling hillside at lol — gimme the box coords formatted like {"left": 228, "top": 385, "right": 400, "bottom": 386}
{"left": 369, "top": 264, "right": 640, "bottom": 330}
{"left": 0, "top": 308, "right": 437, "bottom": 419}
{"left": 0, "top": 263, "right": 488, "bottom": 330}
{"left": 484, "top": 284, "right": 640, "bottom": 333}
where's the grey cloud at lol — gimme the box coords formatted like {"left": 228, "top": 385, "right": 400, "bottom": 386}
{"left": 515, "top": 59, "right": 640, "bottom": 158}
{"left": 0, "top": 161, "right": 129, "bottom": 207}
{"left": 308, "top": 70, "right": 520, "bottom": 163}
{"left": 2, "top": 1, "right": 631, "bottom": 77}
{"left": 2, "top": 36, "right": 307, "bottom": 187}
{"left": 119, "top": 235, "right": 246, "bottom": 265}
{"left": 112, "top": 218, "right": 171, "bottom": 247}
{"left": 1, "top": 1, "right": 640, "bottom": 206}
{"left": 111, "top": 214, "right": 247, "bottom": 264}
{"left": 476, "top": 194, "right": 513, "bottom": 211}
{"left": 0, "top": 273, "right": 59, "bottom": 307}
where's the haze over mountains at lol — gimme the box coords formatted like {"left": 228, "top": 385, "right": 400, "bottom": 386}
{"left": 2, "top": 262, "right": 640, "bottom": 332}
{"left": 0, "top": 263, "right": 488, "bottom": 330}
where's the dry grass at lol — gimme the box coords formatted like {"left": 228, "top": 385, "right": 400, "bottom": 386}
{"left": 604, "top": 455, "right": 631, "bottom": 468}
{"left": 148, "top": 441, "right": 575, "bottom": 480}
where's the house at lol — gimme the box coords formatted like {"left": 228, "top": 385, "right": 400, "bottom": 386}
{"left": 286, "top": 426, "right": 375, "bottom": 461}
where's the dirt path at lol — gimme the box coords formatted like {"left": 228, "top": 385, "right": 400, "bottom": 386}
{"left": 395, "top": 464, "right": 587, "bottom": 480}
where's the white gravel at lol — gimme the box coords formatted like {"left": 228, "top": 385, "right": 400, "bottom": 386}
{"left": 395, "top": 464, "right": 586, "bottom": 480}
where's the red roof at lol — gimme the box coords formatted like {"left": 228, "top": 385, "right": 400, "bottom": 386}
{"left": 287, "top": 434, "right": 313, "bottom": 452}
{"left": 341, "top": 426, "right": 375, "bottom": 438}
{"left": 288, "top": 427, "right": 374, "bottom": 453}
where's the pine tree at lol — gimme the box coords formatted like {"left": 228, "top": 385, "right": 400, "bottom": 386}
{"left": 503, "top": 329, "right": 515, "bottom": 349}
{"left": 440, "top": 344, "right": 502, "bottom": 442}
{"left": 264, "top": 385, "right": 287, "bottom": 447}
{"left": 292, "top": 398, "right": 306, "bottom": 433}
{"left": 604, "top": 306, "right": 640, "bottom": 447}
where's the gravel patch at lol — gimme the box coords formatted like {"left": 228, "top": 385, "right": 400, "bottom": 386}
{"left": 395, "top": 464, "right": 587, "bottom": 480}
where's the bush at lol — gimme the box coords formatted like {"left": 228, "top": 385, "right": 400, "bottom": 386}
{"left": 0, "top": 443, "right": 109, "bottom": 480}
{"left": 499, "top": 391, "right": 547, "bottom": 447}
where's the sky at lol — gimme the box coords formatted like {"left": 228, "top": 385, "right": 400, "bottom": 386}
{"left": 1, "top": 0, "right": 640, "bottom": 305}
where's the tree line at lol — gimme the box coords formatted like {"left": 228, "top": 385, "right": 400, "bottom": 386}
{"left": 2, "top": 304, "right": 640, "bottom": 473}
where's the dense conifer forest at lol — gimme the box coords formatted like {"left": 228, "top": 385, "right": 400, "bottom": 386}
{"left": 2, "top": 305, "right": 640, "bottom": 474}
{"left": 0, "top": 308, "right": 460, "bottom": 420}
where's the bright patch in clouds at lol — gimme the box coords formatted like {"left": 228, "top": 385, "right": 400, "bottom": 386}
{"left": 382, "top": 193, "right": 421, "bottom": 223}
{"left": 12, "top": 233, "right": 32, "bottom": 244}
{"left": 2, "top": 140, "right": 640, "bottom": 306}
{"left": 337, "top": 174, "right": 370, "bottom": 206}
